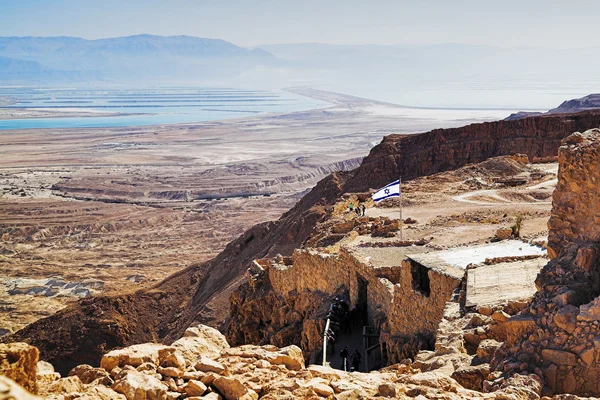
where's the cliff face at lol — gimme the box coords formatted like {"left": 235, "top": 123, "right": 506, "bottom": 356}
{"left": 347, "top": 110, "right": 600, "bottom": 192}
{"left": 7, "top": 110, "right": 600, "bottom": 375}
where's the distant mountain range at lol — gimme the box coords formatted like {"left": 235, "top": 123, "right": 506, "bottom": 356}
{"left": 2, "top": 35, "right": 600, "bottom": 109}
{"left": 505, "top": 94, "right": 600, "bottom": 120}
{"left": 0, "top": 35, "right": 273, "bottom": 84}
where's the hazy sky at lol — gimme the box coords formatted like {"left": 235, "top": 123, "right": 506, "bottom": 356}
{"left": 1, "top": 0, "right": 599, "bottom": 48}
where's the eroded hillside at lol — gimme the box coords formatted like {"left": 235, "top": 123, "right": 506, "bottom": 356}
{"left": 5, "top": 110, "right": 600, "bottom": 378}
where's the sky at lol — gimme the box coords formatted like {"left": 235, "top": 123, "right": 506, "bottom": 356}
{"left": 1, "top": 0, "right": 600, "bottom": 48}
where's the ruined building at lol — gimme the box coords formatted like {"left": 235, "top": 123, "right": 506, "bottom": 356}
{"left": 493, "top": 128, "right": 600, "bottom": 397}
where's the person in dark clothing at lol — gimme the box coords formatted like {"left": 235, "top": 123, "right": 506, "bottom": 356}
{"left": 361, "top": 204, "right": 366, "bottom": 216}
{"left": 351, "top": 349, "right": 361, "bottom": 372}
{"left": 340, "top": 346, "right": 349, "bottom": 371}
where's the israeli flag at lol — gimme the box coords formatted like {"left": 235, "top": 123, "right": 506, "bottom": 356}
{"left": 372, "top": 180, "right": 400, "bottom": 202}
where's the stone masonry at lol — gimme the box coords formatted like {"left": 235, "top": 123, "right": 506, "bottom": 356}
{"left": 492, "top": 129, "right": 600, "bottom": 397}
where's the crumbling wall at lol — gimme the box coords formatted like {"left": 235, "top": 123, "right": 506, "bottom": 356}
{"left": 382, "top": 259, "right": 463, "bottom": 363}
{"left": 548, "top": 128, "right": 600, "bottom": 258}
{"left": 388, "top": 259, "right": 462, "bottom": 338}
{"left": 234, "top": 246, "right": 465, "bottom": 366}
{"left": 493, "top": 129, "right": 600, "bottom": 397}
{"left": 267, "top": 249, "right": 396, "bottom": 328}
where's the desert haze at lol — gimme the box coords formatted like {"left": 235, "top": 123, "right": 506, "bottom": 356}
{"left": 5, "top": 1, "right": 600, "bottom": 399}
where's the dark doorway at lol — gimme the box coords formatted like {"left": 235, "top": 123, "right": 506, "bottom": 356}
{"left": 356, "top": 273, "right": 368, "bottom": 326}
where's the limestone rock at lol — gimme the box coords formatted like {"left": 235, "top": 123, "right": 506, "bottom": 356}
{"left": 330, "top": 379, "right": 361, "bottom": 394}
{"left": 101, "top": 343, "right": 179, "bottom": 372}
{"left": 201, "top": 393, "right": 223, "bottom": 400}
{"left": 0, "top": 342, "right": 39, "bottom": 394}
{"left": 0, "top": 375, "right": 41, "bottom": 400}
{"left": 46, "top": 376, "right": 85, "bottom": 396}
{"left": 36, "top": 360, "right": 60, "bottom": 387}
{"left": 554, "top": 305, "right": 579, "bottom": 333}
{"left": 68, "top": 364, "right": 112, "bottom": 385}
{"left": 541, "top": 349, "right": 577, "bottom": 366}
{"left": 451, "top": 364, "right": 490, "bottom": 391}
{"left": 112, "top": 369, "right": 168, "bottom": 400}
{"left": 503, "top": 315, "right": 536, "bottom": 346}
{"left": 172, "top": 325, "right": 230, "bottom": 365}
{"left": 305, "top": 378, "right": 334, "bottom": 397}
{"left": 213, "top": 376, "right": 258, "bottom": 400}
{"left": 578, "top": 297, "right": 600, "bottom": 322}
{"left": 265, "top": 345, "right": 304, "bottom": 370}
{"left": 157, "top": 366, "right": 183, "bottom": 378}
{"left": 79, "top": 385, "right": 127, "bottom": 400}
{"left": 476, "top": 339, "right": 502, "bottom": 363}
{"left": 377, "top": 382, "right": 397, "bottom": 398}
{"left": 194, "top": 356, "right": 225, "bottom": 374}
{"left": 184, "top": 379, "right": 207, "bottom": 397}
{"left": 491, "top": 310, "right": 510, "bottom": 323}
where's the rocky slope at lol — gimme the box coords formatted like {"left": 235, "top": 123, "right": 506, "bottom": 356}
{"left": 0, "top": 319, "right": 560, "bottom": 400}
{"left": 6, "top": 110, "right": 600, "bottom": 375}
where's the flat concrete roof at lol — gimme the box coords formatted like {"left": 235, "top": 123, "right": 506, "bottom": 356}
{"left": 465, "top": 258, "right": 546, "bottom": 307}
{"left": 409, "top": 240, "right": 545, "bottom": 270}
{"left": 405, "top": 253, "right": 466, "bottom": 280}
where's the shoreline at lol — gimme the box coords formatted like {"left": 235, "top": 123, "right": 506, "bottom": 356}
{"left": 0, "top": 107, "right": 147, "bottom": 120}
{"left": 0, "top": 87, "right": 522, "bottom": 129}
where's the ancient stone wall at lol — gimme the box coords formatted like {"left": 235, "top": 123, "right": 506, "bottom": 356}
{"left": 493, "top": 129, "right": 600, "bottom": 397}
{"left": 388, "top": 259, "right": 462, "bottom": 338}
{"left": 548, "top": 128, "right": 600, "bottom": 258}
{"left": 245, "top": 247, "right": 464, "bottom": 365}
{"left": 267, "top": 249, "right": 396, "bottom": 329}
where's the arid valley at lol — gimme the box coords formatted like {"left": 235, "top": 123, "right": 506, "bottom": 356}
{"left": 0, "top": 89, "right": 514, "bottom": 335}
{"left": 6, "top": 3, "right": 600, "bottom": 398}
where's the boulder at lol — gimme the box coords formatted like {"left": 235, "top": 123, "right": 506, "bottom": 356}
{"left": 554, "top": 305, "right": 579, "bottom": 333}
{"left": 36, "top": 361, "right": 60, "bottom": 387}
{"left": 79, "top": 385, "right": 127, "bottom": 400}
{"left": 101, "top": 343, "right": 181, "bottom": 372}
{"left": 68, "top": 364, "right": 112, "bottom": 385}
{"left": 46, "top": 376, "right": 85, "bottom": 396}
{"left": 172, "top": 325, "right": 229, "bottom": 365}
{"left": 213, "top": 376, "right": 258, "bottom": 400}
{"left": 476, "top": 339, "right": 502, "bottom": 363}
{"left": 201, "top": 393, "right": 223, "bottom": 400}
{"left": 0, "top": 375, "right": 41, "bottom": 400}
{"left": 503, "top": 315, "right": 536, "bottom": 346}
{"left": 0, "top": 342, "right": 39, "bottom": 394}
{"left": 451, "top": 364, "right": 490, "bottom": 391}
{"left": 495, "top": 228, "right": 513, "bottom": 241}
{"left": 184, "top": 379, "right": 207, "bottom": 397}
{"left": 157, "top": 366, "right": 183, "bottom": 378}
{"left": 112, "top": 369, "right": 168, "bottom": 400}
{"left": 541, "top": 349, "right": 577, "bottom": 366}
{"left": 194, "top": 356, "right": 225, "bottom": 374}
{"left": 377, "top": 383, "right": 397, "bottom": 398}
{"left": 265, "top": 345, "right": 304, "bottom": 371}
{"left": 579, "top": 297, "right": 600, "bottom": 322}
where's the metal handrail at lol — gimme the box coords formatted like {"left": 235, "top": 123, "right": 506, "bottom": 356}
{"left": 322, "top": 318, "right": 331, "bottom": 366}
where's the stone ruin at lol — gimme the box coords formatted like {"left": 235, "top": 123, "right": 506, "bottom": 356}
{"left": 493, "top": 128, "right": 600, "bottom": 396}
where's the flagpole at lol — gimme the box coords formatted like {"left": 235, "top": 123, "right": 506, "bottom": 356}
{"left": 399, "top": 176, "right": 403, "bottom": 241}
